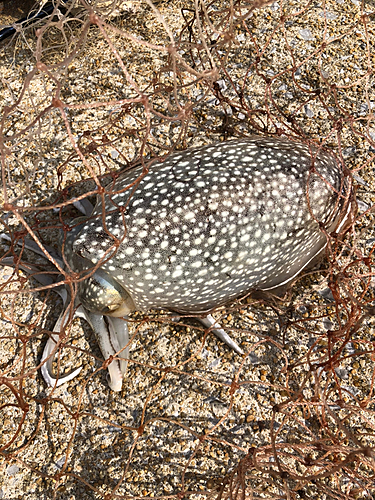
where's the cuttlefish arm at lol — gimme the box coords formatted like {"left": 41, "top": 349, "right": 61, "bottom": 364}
{"left": 40, "top": 287, "right": 84, "bottom": 387}
{"left": 78, "top": 311, "right": 129, "bottom": 392}
{"left": 0, "top": 233, "right": 64, "bottom": 269}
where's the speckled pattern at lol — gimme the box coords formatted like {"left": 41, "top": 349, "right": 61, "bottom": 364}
{"left": 66, "top": 136, "right": 348, "bottom": 315}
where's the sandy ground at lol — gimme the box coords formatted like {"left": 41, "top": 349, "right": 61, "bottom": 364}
{"left": 0, "top": 1, "right": 375, "bottom": 499}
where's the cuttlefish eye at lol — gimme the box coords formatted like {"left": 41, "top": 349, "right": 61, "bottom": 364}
{"left": 77, "top": 268, "right": 135, "bottom": 317}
